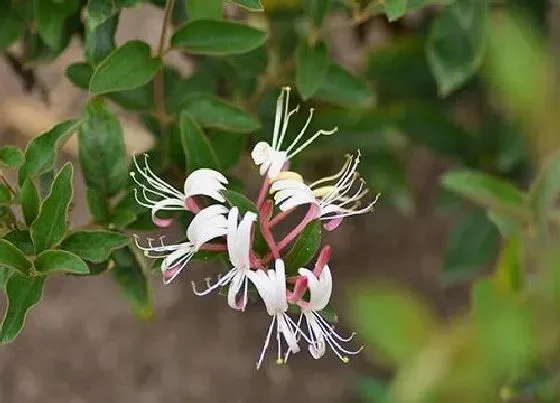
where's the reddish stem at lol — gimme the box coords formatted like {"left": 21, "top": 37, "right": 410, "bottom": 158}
{"left": 259, "top": 200, "right": 280, "bottom": 259}
{"left": 277, "top": 204, "right": 320, "bottom": 251}
{"left": 200, "top": 243, "right": 227, "bottom": 251}
{"left": 269, "top": 210, "right": 290, "bottom": 227}
{"left": 256, "top": 177, "right": 270, "bottom": 209}
{"left": 287, "top": 276, "right": 308, "bottom": 304}
{"left": 313, "top": 245, "right": 331, "bottom": 276}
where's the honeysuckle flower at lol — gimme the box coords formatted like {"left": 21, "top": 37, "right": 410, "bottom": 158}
{"left": 192, "top": 207, "right": 257, "bottom": 311}
{"left": 298, "top": 265, "right": 362, "bottom": 362}
{"left": 246, "top": 259, "right": 305, "bottom": 369}
{"left": 270, "top": 152, "right": 380, "bottom": 230}
{"left": 134, "top": 204, "right": 229, "bottom": 284}
{"left": 251, "top": 87, "right": 338, "bottom": 179}
{"left": 130, "top": 154, "right": 228, "bottom": 227}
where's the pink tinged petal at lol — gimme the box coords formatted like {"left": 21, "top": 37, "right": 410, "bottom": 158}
{"left": 323, "top": 216, "right": 343, "bottom": 231}
{"left": 150, "top": 198, "right": 185, "bottom": 228}
{"left": 184, "top": 197, "right": 201, "bottom": 213}
{"left": 227, "top": 271, "right": 244, "bottom": 310}
{"left": 287, "top": 275, "right": 308, "bottom": 304}
{"left": 313, "top": 245, "right": 331, "bottom": 276}
{"left": 162, "top": 265, "right": 183, "bottom": 284}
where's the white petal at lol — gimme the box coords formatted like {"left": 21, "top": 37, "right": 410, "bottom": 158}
{"left": 274, "top": 259, "right": 288, "bottom": 312}
{"left": 150, "top": 198, "right": 185, "bottom": 227}
{"left": 183, "top": 169, "right": 228, "bottom": 202}
{"left": 246, "top": 269, "right": 276, "bottom": 316}
{"left": 277, "top": 314, "right": 300, "bottom": 353}
{"left": 227, "top": 271, "right": 244, "bottom": 309}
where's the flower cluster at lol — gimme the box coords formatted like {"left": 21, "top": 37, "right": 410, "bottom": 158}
{"left": 132, "top": 87, "right": 380, "bottom": 369}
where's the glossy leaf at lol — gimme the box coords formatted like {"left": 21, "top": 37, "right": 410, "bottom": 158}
{"left": 34, "top": 250, "right": 89, "bottom": 275}
{"left": 179, "top": 111, "right": 220, "bottom": 171}
{"left": 34, "top": 0, "right": 79, "bottom": 50}
{"left": 60, "top": 230, "right": 129, "bottom": 263}
{"left": 186, "top": 0, "right": 222, "bottom": 20}
{"left": 226, "top": 0, "right": 263, "bottom": 10}
{"left": 89, "top": 41, "right": 162, "bottom": 95}
{"left": 222, "top": 189, "right": 257, "bottom": 214}
{"left": 111, "top": 247, "right": 153, "bottom": 319}
{"left": 78, "top": 99, "right": 128, "bottom": 196}
{"left": 0, "top": 239, "right": 33, "bottom": 277}
{"left": 0, "top": 274, "right": 45, "bottom": 344}
{"left": 295, "top": 41, "right": 329, "bottom": 99}
{"left": 0, "top": 6, "right": 25, "bottom": 50}
{"left": 426, "top": 0, "right": 488, "bottom": 96}
{"left": 18, "top": 119, "right": 79, "bottom": 185}
{"left": 30, "top": 163, "right": 73, "bottom": 253}
{"left": 182, "top": 93, "right": 260, "bottom": 132}
{"left": 171, "top": 20, "right": 267, "bottom": 55}
{"left": 284, "top": 220, "right": 322, "bottom": 276}
{"left": 0, "top": 146, "right": 24, "bottom": 168}
{"left": 20, "top": 179, "right": 40, "bottom": 227}
{"left": 65, "top": 62, "right": 93, "bottom": 89}
{"left": 314, "top": 62, "right": 376, "bottom": 108}
{"left": 443, "top": 208, "right": 500, "bottom": 283}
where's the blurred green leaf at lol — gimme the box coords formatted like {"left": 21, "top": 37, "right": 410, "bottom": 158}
{"left": 356, "top": 377, "right": 390, "bottom": 403}
{"left": 0, "top": 146, "right": 24, "bottom": 169}
{"left": 349, "top": 284, "right": 437, "bottom": 366}
{"left": 0, "top": 239, "right": 33, "bottom": 277}
{"left": 111, "top": 247, "right": 153, "bottom": 319}
{"left": 0, "top": 185, "right": 10, "bottom": 205}
{"left": 0, "top": 6, "right": 25, "bottom": 50}
{"left": 182, "top": 93, "right": 260, "bottom": 132}
{"left": 60, "top": 230, "right": 129, "bottom": 263}
{"left": 179, "top": 111, "right": 221, "bottom": 171}
{"left": 443, "top": 208, "right": 500, "bottom": 284}
{"left": 86, "top": 0, "right": 119, "bottom": 31}
{"left": 492, "top": 234, "right": 524, "bottom": 294}
{"left": 284, "top": 220, "right": 322, "bottom": 277}
{"left": 87, "top": 187, "right": 110, "bottom": 224}
{"left": 529, "top": 149, "right": 560, "bottom": 221}
{"left": 186, "top": 0, "right": 222, "bottom": 20}
{"left": 0, "top": 274, "right": 45, "bottom": 344}
{"left": 20, "top": 178, "right": 40, "bottom": 227}
{"left": 302, "top": 0, "right": 331, "bottom": 26}
{"left": 295, "top": 41, "right": 329, "bottom": 100}
{"left": 79, "top": 99, "right": 128, "bottom": 197}
{"left": 85, "top": 13, "right": 119, "bottom": 66}
{"left": 226, "top": 46, "right": 268, "bottom": 78}
{"left": 30, "top": 163, "right": 73, "bottom": 253}
{"left": 221, "top": 189, "right": 257, "bottom": 214}
{"left": 34, "top": 0, "right": 79, "bottom": 50}
{"left": 171, "top": 20, "right": 267, "bottom": 55}
{"left": 89, "top": 41, "right": 162, "bottom": 95}
{"left": 314, "top": 62, "right": 376, "bottom": 108}
{"left": 165, "top": 70, "right": 217, "bottom": 113}
{"left": 226, "top": 0, "right": 263, "bottom": 10}
{"left": 442, "top": 170, "right": 528, "bottom": 217}
{"left": 18, "top": 119, "right": 79, "bottom": 185}
{"left": 384, "top": 0, "right": 407, "bottom": 21}
{"left": 427, "top": 0, "right": 488, "bottom": 96}
{"left": 210, "top": 131, "right": 246, "bottom": 170}
{"left": 34, "top": 250, "right": 89, "bottom": 275}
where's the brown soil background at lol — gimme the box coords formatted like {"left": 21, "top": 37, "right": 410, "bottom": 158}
{"left": 0, "top": 5, "right": 467, "bottom": 402}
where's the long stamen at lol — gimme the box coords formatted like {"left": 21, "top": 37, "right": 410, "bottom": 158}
{"left": 313, "top": 312, "right": 356, "bottom": 342}
{"left": 276, "top": 316, "right": 283, "bottom": 364}
{"left": 271, "top": 89, "right": 285, "bottom": 150}
{"left": 257, "top": 316, "right": 276, "bottom": 370}
{"left": 284, "top": 313, "right": 303, "bottom": 363}
{"left": 287, "top": 127, "right": 338, "bottom": 159}
{"left": 284, "top": 107, "right": 315, "bottom": 155}
{"left": 140, "top": 155, "right": 183, "bottom": 198}
{"left": 191, "top": 268, "right": 236, "bottom": 296}
{"left": 310, "top": 155, "right": 352, "bottom": 188}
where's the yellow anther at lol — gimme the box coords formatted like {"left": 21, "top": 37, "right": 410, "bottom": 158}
{"left": 276, "top": 358, "right": 284, "bottom": 365}
{"left": 270, "top": 171, "right": 303, "bottom": 184}
{"left": 341, "top": 357, "right": 350, "bottom": 364}
{"left": 312, "top": 185, "right": 335, "bottom": 198}
{"left": 143, "top": 250, "right": 149, "bottom": 257}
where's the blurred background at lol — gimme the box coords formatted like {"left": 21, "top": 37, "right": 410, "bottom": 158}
{"left": 0, "top": 0, "right": 558, "bottom": 402}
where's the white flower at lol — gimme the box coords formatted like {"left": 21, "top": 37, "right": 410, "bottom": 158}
{"left": 192, "top": 207, "right": 257, "bottom": 311}
{"left": 297, "top": 265, "right": 362, "bottom": 362}
{"left": 270, "top": 152, "right": 380, "bottom": 230}
{"left": 135, "top": 204, "right": 229, "bottom": 284}
{"left": 251, "top": 87, "right": 338, "bottom": 179}
{"left": 130, "top": 154, "right": 228, "bottom": 227}
{"left": 246, "top": 259, "right": 305, "bottom": 369}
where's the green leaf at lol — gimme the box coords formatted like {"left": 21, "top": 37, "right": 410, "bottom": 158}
{"left": 0, "top": 274, "right": 45, "bottom": 344}
{"left": 384, "top": 0, "right": 407, "bottom": 21}
{"left": 314, "top": 62, "right": 376, "bottom": 108}
{"left": 65, "top": 62, "right": 93, "bottom": 89}
{"left": 295, "top": 41, "right": 330, "bottom": 100}
{"left": 186, "top": 0, "right": 222, "bottom": 20}
{"left": 426, "top": 0, "right": 488, "bottom": 96}
{"left": 0, "top": 239, "right": 33, "bottom": 277}
{"left": 0, "top": 268, "right": 13, "bottom": 291}
{"left": 348, "top": 284, "right": 437, "bottom": 366}
{"left": 165, "top": 70, "right": 217, "bottom": 113}
{"left": 302, "top": 0, "right": 332, "bottom": 27}
{"left": 89, "top": 40, "right": 162, "bottom": 95}
{"left": 0, "top": 146, "right": 24, "bottom": 168}
{"left": 442, "top": 170, "right": 528, "bottom": 216}
{"left": 86, "top": 0, "right": 119, "bottom": 31}
{"left": 78, "top": 99, "right": 128, "bottom": 196}
{"left": 30, "top": 163, "right": 73, "bottom": 253}
{"left": 221, "top": 189, "right": 257, "bottom": 214}
{"left": 87, "top": 187, "right": 110, "bottom": 224}
{"left": 226, "top": 0, "right": 263, "bottom": 11}
{"left": 34, "top": 0, "right": 79, "bottom": 50}
{"left": 0, "top": 205, "right": 16, "bottom": 235}
{"left": 529, "top": 149, "right": 560, "bottom": 221}
{"left": 111, "top": 247, "right": 153, "bottom": 319}
{"left": 0, "top": 185, "right": 11, "bottom": 205}
{"left": 171, "top": 20, "right": 267, "bottom": 55}
{"left": 284, "top": 220, "right": 322, "bottom": 276}
{"left": 60, "top": 230, "right": 129, "bottom": 263}
{"left": 3, "top": 230, "right": 34, "bottom": 256}
{"left": 0, "top": 6, "right": 25, "bottom": 50}
{"left": 182, "top": 93, "right": 260, "bottom": 132}
{"left": 210, "top": 132, "right": 246, "bottom": 170}
{"left": 443, "top": 208, "right": 500, "bottom": 283}
{"left": 18, "top": 119, "right": 79, "bottom": 185}
{"left": 492, "top": 234, "right": 524, "bottom": 294}
{"left": 85, "top": 13, "right": 119, "bottom": 66}
{"left": 179, "top": 111, "right": 220, "bottom": 171}
{"left": 20, "top": 179, "right": 40, "bottom": 227}
{"left": 34, "top": 250, "right": 89, "bottom": 275}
